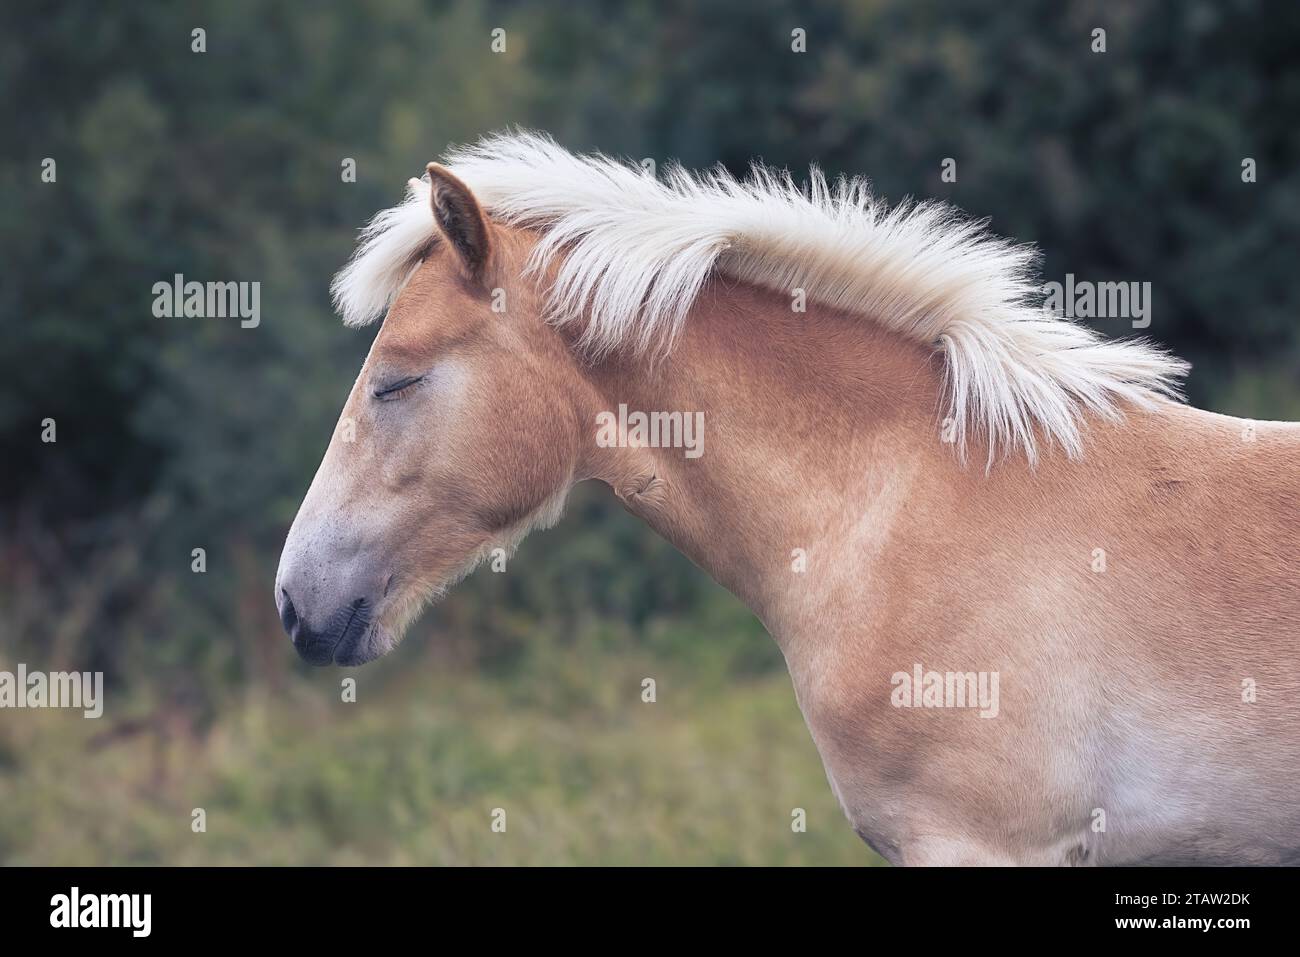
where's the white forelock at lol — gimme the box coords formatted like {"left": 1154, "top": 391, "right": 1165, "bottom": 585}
{"left": 331, "top": 130, "right": 1188, "bottom": 463}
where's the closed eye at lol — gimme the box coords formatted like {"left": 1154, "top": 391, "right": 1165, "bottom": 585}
{"left": 372, "top": 374, "right": 426, "bottom": 401}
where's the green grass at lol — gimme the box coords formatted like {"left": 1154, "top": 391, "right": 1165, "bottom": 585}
{"left": 0, "top": 643, "right": 882, "bottom": 866}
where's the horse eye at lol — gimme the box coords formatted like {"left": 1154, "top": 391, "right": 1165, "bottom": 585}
{"left": 372, "top": 375, "right": 426, "bottom": 400}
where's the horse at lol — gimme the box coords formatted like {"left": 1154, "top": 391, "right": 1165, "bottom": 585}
{"left": 275, "top": 131, "right": 1300, "bottom": 865}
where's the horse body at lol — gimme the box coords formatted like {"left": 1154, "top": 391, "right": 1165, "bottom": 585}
{"left": 276, "top": 134, "right": 1300, "bottom": 864}
{"left": 788, "top": 404, "right": 1300, "bottom": 866}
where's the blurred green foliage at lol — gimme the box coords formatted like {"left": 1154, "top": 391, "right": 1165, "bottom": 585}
{"left": 0, "top": 0, "right": 1296, "bottom": 864}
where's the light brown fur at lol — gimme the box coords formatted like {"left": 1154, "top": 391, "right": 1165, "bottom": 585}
{"left": 278, "top": 177, "right": 1300, "bottom": 865}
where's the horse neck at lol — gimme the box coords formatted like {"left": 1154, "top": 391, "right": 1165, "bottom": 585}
{"left": 572, "top": 275, "right": 948, "bottom": 638}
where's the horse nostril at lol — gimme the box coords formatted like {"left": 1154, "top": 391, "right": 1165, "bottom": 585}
{"left": 279, "top": 588, "right": 299, "bottom": 638}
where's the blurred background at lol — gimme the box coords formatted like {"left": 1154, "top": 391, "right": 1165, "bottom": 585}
{"left": 0, "top": 0, "right": 1296, "bottom": 865}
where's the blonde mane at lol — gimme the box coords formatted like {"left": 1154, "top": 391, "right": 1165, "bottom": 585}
{"left": 332, "top": 130, "right": 1188, "bottom": 463}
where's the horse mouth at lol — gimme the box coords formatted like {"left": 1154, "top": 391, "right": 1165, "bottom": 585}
{"left": 291, "top": 571, "right": 440, "bottom": 667}
{"left": 293, "top": 598, "right": 388, "bottom": 667}
{"left": 332, "top": 622, "right": 390, "bottom": 666}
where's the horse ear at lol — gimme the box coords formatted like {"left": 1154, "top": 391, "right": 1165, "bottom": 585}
{"left": 426, "top": 163, "right": 491, "bottom": 280}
